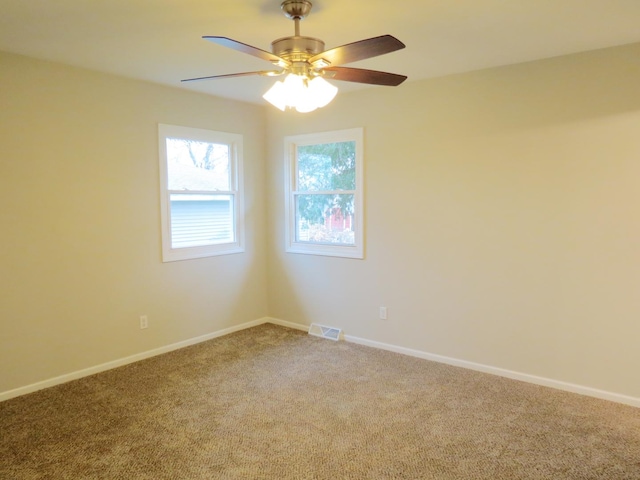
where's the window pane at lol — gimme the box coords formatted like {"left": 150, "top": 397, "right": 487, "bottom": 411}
{"left": 166, "top": 138, "right": 229, "bottom": 191}
{"left": 297, "top": 141, "right": 356, "bottom": 191}
{"left": 170, "top": 194, "right": 234, "bottom": 248}
{"left": 295, "top": 193, "right": 355, "bottom": 245}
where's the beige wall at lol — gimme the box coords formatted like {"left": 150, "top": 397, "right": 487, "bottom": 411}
{"left": 3, "top": 42, "right": 640, "bottom": 402}
{"left": 266, "top": 43, "right": 640, "bottom": 399}
{"left": 0, "top": 52, "right": 268, "bottom": 393}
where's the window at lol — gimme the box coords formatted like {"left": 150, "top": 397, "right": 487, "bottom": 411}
{"left": 158, "top": 124, "right": 244, "bottom": 262}
{"left": 284, "top": 128, "right": 363, "bottom": 258}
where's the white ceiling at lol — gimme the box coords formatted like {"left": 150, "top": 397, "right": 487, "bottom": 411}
{"left": 2, "top": 0, "right": 640, "bottom": 106}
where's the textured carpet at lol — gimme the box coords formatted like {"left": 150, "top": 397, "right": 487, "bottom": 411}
{"left": 1, "top": 323, "right": 639, "bottom": 479}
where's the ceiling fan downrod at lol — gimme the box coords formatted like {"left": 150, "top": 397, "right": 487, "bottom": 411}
{"left": 281, "top": 0, "right": 312, "bottom": 36}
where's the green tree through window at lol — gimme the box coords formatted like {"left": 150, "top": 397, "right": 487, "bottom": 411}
{"left": 297, "top": 141, "right": 356, "bottom": 232}
{"left": 285, "top": 128, "right": 363, "bottom": 258}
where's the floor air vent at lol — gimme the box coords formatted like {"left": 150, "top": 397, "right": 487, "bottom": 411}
{"left": 308, "top": 323, "right": 342, "bottom": 341}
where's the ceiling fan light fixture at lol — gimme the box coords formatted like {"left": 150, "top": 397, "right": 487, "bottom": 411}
{"left": 262, "top": 80, "right": 288, "bottom": 111}
{"left": 283, "top": 73, "right": 306, "bottom": 104}
{"left": 307, "top": 76, "right": 338, "bottom": 108}
{"left": 294, "top": 93, "right": 319, "bottom": 113}
{"left": 262, "top": 73, "right": 338, "bottom": 113}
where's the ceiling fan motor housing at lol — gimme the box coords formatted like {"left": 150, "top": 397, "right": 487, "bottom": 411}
{"left": 271, "top": 36, "right": 326, "bottom": 76}
{"left": 271, "top": 36, "right": 325, "bottom": 61}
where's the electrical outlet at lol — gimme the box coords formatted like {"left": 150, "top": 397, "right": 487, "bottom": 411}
{"left": 379, "top": 306, "right": 388, "bottom": 320}
{"left": 139, "top": 315, "right": 148, "bottom": 329}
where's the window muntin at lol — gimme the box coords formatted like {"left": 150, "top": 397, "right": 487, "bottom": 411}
{"left": 159, "top": 124, "right": 244, "bottom": 262}
{"left": 285, "top": 128, "right": 363, "bottom": 258}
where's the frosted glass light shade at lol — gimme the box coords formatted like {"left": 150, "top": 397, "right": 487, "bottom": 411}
{"left": 307, "top": 76, "right": 338, "bottom": 108}
{"left": 283, "top": 73, "right": 306, "bottom": 106}
{"left": 294, "top": 87, "right": 319, "bottom": 113}
{"left": 262, "top": 80, "right": 287, "bottom": 111}
{"left": 262, "top": 74, "right": 338, "bottom": 113}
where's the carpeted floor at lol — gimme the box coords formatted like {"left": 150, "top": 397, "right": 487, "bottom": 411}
{"left": 1, "top": 323, "right": 639, "bottom": 479}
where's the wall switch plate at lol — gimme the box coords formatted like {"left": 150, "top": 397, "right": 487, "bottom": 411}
{"left": 140, "top": 315, "right": 148, "bottom": 329}
{"left": 379, "top": 306, "right": 388, "bottom": 320}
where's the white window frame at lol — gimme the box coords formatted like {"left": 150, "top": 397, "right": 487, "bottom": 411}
{"left": 284, "top": 128, "right": 364, "bottom": 259}
{"left": 158, "top": 124, "right": 244, "bottom": 262}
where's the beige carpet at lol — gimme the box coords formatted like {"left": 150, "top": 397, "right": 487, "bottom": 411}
{"left": 1, "top": 323, "right": 639, "bottom": 479}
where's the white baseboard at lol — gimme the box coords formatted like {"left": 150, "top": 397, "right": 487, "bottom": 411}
{"left": 268, "top": 318, "right": 640, "bottom": 409}
{"left": 3, "top": 317, "right": 639, "bottom": 409}
{"left": 265, "top": 316, "right": 309, "bottom": 332}
{"left": 0, "top": 317, "right": 270, "bottom": 402}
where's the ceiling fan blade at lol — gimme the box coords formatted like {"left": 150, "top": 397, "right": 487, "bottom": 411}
{"left": 309, "top": 35, "right": 405, "bottom": 67}
{"left": 181, "top": 71, "right": 283, "bottom": 83}
{"left": 203, "top": 36, "right": 290, "bottom": 67}
{"left": 323, "top": 67, "right": 407, "bottom": 86}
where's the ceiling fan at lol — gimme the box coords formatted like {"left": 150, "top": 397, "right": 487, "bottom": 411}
{"left": 182, "top": 0, "right": 407, "bottom": 112}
